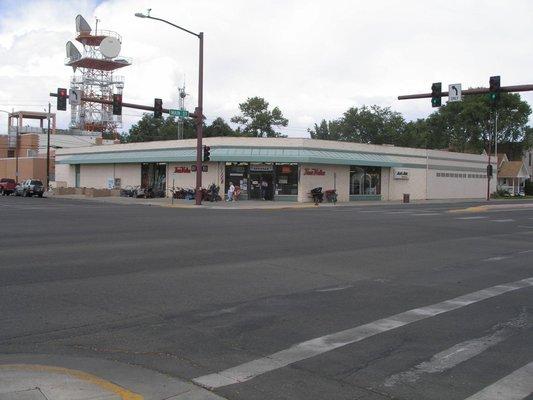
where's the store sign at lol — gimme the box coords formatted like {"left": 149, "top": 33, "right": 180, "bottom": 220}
{"left": 281, "top": 166, "right": 292, "bottom": 174}
{"left": 250, "top": 164, "right": 273, "bottom": 172}
{"left": 304, "top": 168, "right": 326, "bottom": 176}
{"left": 174, "top": 166, "right": 191, "bottom": 173}
{"left": 393, "top": 168, "right": 409, "bottom": 180}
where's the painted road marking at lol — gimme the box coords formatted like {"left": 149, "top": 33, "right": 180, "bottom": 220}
{"left": 484, "top": 256, "right": 512, "bottom": 262}
{"left": 411, "top": 213, "right": 441, "bottom": 216}
{"left": 490, "top": 219, "right": 515, "bottom": 223}
{"left": 316, "top": 285, "right": 353, "bottom": 292}
{"left": 193, "top": 277, "right": 533, "bottom": 389}
{"left": 384, "top": 311, "right": 529, "bottom": 387}
{"left": 456, "top": 216, "right": 487, "bottom": 220}
{"left": 0, "top": 364, "right": 143, "bottom": 400}
{"left": 464, "top": 362, "right": 533, "bottom": 399}
{"left": 518, "top": 225, "right": 533, "bottom": 229}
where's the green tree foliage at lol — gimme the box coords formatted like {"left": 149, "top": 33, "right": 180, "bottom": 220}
{"left": 204, "top": 117, "right": 236, "bottom": 137}
{"left": 231, "top": 97, "right": 288, "bottom": 137}
{"left": 123, "top": 114, "right": 196, "bottom": 142}
{"left": 309, "top": 93, "right": 532, "bottom": 154}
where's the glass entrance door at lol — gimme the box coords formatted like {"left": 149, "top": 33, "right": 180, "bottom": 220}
{"left": 249, "top": 172, "right": 273, "bottom": 200}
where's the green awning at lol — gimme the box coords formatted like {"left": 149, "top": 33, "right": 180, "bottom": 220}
{"left": 57, "top": 147, "right": 400, "bottom": 167}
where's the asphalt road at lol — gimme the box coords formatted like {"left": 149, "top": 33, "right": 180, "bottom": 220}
{"left": 1, "top": 196, "right": 532, "bottom": 400}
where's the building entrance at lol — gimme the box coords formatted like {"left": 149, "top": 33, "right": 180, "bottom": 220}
{"left": 249, "top": 164, "right": 274, "bottom": 200}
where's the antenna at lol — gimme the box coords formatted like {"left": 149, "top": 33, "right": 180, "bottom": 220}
{"left": 95, "top": 17, "right": 100, "bottom": 34}
{"left": 178, "top": 81, "right": 188, "bottom": 140}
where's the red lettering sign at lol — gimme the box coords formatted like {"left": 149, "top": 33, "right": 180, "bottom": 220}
{"left": 304, "top": 168, "right": 326, "bottom": 176}
{"left": 174, "top": 166, "right": 191, "bottom": 173}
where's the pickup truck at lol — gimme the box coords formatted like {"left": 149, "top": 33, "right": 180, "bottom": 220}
{"left": 0, "top": 178, "right": 17, "bottom": 195}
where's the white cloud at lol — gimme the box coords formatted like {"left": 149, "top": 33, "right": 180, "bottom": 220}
{"left": 0, "top": 0, "right": 532, "bottom": 136}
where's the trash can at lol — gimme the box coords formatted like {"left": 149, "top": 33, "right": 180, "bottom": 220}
{"left": 403, "top": 193, "right": 410, "bottom": 203}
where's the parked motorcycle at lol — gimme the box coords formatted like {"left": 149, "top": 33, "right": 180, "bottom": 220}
{"left": 325, "top": 189, "right": 338, "bottom": 203}
{"left": 310, "top": 187, "right": 324, "bottom": 205}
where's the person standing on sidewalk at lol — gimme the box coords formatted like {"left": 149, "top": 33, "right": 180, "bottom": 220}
{"left": 227, "top": 182, "right": 235, "bottom": 201}
{"left": 261, "top": 178, "right": 268, "bottom": 200}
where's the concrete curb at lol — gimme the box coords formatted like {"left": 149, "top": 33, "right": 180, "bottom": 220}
{"left": 0, "top": 354, "right": 226, "bottom": 400}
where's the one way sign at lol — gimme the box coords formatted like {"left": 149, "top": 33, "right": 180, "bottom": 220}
{"left": 69, "top": 89, "right": 81, "bottom": 105}
{"left": 448, "top": 84, "right": 462, "bottom": 102}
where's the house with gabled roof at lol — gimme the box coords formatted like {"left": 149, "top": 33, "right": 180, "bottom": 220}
{"left": 497, "top": 153, "right": 529, "bottom": 195}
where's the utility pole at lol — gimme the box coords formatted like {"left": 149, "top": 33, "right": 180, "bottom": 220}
{"left": 15, "top": 125, "right": 19, "bottom": 183}
{"left": 46, "top": 102, "right": 51, "bottom": 189}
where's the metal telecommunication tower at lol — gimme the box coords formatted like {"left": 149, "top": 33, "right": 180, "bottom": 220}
{"left": 177, "top": 85, "right": 188, "bottom": 140}
{"left": 65, "top": 15, "right": 131, "bottom": 137}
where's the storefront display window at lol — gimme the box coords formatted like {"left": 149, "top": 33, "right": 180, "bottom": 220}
{"left": 275, "top": 164, "right": 298, "bottom": 195}
{"left": 350, "top": 166, "right": 381, "bottom": 195}
{"left": 225, "top": 163, "right": 249, "bottom": 196}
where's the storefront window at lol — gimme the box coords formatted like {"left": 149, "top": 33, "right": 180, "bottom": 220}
{"left": 350, "top": 166, "right": 381, "bottom": 195}
{"left": 275, "top": 164, "right": 298, "bottom": 195}
{"left": 225, "top": 163, "right": 249, "bottom": 195}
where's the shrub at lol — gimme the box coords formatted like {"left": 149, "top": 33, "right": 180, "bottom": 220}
{"left": 525, "top": 180, "right": 533, "bottom": 196}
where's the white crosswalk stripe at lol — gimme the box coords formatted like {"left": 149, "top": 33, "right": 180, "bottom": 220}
{"left": 384, "top": 311, "right": 529, "bottom": 387}
{"left": 464, "top": 362, "right": 533, "bottom": 400}
{"left": 193, "top": 277, "right": 533, "bottom": 389}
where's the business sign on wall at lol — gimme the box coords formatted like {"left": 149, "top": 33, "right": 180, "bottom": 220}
{"left": 174, "top": 166, "right": 191, "bottom": 173}
{"left": 250, "top": 164, "right": 273, "bottom": 172}
{"left": 304, "top": 168, "right": 326, "bottom": 176}
{"left": 393, "top": 168, "right": 409, "bottom": 180}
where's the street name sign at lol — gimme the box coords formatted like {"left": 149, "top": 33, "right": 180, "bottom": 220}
{"left": 169, "top": 109, "right": 189, "bottom": 118}
{"left": 448, "top": 84, "right": 462, "bottom": 102}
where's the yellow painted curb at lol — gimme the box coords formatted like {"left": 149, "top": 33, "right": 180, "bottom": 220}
{"left": 0, "top": 364, "right": 143, "bottom": 400}
{"left": 448, "top": 205, "right": 489, "bottom": 213}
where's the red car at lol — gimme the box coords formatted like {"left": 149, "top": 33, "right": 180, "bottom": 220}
{"left": 0, "top": 178, "right": 17, "bottom": 195}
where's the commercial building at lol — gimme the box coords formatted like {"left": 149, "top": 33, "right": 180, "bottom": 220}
{"left": 55, "top": 137, "right": 497, "bottom": 202}
{"left": 0, "top": 110, "right": 115, "bottom": 183}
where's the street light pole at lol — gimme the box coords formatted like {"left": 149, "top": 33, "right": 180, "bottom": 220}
{"left": 135, "top": 11, "right": 204, "bottom": 205}
{"left": 46, "top": 102, "right": 51, "bottom": 189}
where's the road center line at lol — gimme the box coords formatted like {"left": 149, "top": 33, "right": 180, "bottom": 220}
{"left": 490, "top": 219, "right": 515, "bottom": 223}
{"left": 193, "top": 277, "right": 533, "bottom": 389}
{"left": 456, "top": 216, "right": 487, "bottom": 220}
{"left": 463, "top": 362, "right": 533, "bottom": 400}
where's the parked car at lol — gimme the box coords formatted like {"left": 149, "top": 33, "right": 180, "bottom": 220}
{"left": 17, "top": 179, "right": 45, "bottom": 197}
{"left": 0, "top": 178, "right": 17, "bottom": 195}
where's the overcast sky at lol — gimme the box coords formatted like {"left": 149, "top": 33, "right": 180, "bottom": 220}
{"left": 0, "top": 0, "right": 532, "bottom": 137}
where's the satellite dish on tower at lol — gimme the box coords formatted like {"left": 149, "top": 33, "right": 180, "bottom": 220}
{"left": 75, "top": 14, "right": 92, "bottom": 34}
{"left": 66, "top": 41, "right": 81, "bottom": 61}
{"left": 99, "top": 36, "right": 121, "bottom": 58}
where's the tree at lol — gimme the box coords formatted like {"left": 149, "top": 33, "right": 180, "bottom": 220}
{"left": 308, "top": 119, "right": 343, "bottom": 141}
{"left": 204, "top": 117, "right": 235, "bottom": 137}
{"left": 123, "top": 114, "right": 196, "bottom": 143}
{"left": 427, "top": 92, "right": 532, "bottom": 153}
{"left": 338, "top": 105, "right": 406, "bottom": 144}
{"left": 231, "top": 97, "right": 288, "bottom": 137}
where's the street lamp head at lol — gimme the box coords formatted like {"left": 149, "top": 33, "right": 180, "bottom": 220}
{"left": 134, "top": 12, "right": 147, "bottom": 18}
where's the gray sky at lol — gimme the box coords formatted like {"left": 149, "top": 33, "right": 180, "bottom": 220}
{"left": 0, "top": 0, "right": 532, "bottom": 136}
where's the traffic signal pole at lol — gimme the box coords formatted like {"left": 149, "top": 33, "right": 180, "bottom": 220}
{"left": 398, "top": 82, "right": 533, "bottom": 201}
{"left": 398, "top": 84, "right": 533, "bottom": 100}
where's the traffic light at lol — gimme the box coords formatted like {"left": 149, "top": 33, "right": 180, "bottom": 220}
{"left": 57, "top": 88, "right": 68, "bottom": 111}
{"left": 203, "top": 145, "right": 211, "bottom": 162}
{"left": 112, "top": 94, "right": 122, "bottom": 116}
{"left": 154, "top": 98, "right": 163, "bottom": 118}
{"left": 489, "top": 76, "right": 500, "bottom": 105}
{"left": 431, "top": 82, "right": 442, "bottom": 108}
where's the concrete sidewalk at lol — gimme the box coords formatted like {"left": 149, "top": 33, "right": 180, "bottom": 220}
{"left": 0, "top": 354, "right": 226, "bottom": 400}
{"left": 46, "top": 193, "right": 533, "bottom": 210}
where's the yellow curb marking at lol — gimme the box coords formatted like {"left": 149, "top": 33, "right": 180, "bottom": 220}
{"left": 448, "top": 206, "right": 489, "bottom": 214}
{"left": 0, "top": 364, "right": 143, "bottom": 400}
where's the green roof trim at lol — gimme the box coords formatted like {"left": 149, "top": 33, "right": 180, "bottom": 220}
{"left": 57, "top": 146, "right": 401, "bottom": 167}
